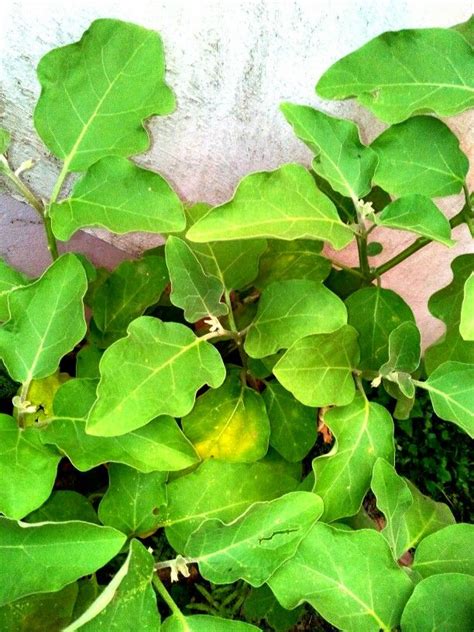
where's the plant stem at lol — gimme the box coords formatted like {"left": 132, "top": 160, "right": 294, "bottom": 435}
{"left": 224, "top": 289, "right": 248, "bottom": 370}
{"left": 372, "top": 204, "right": 469, "bottom": 279}
{"left": 0, "top": 156, "right": 59, "bottom": 260}
{"left": 329, "top": 258, "right": 365, "bottom": 279}
{"left": 152, "top": 574, "right": 186, "bottom": 622}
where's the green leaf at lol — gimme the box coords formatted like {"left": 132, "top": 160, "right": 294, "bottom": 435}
{"left": 262, "top": 382, "right": 317, "bottom": 463}
{"left": 162, "top": 614, "right": 259, "bottom": 632}
{"left": 90, "top": 256, "right": 169, "bottom": 345}
{"left": 184, "top": 204, "right": 267, "bottom": 291}
{"left": 273, "top": 325, "right": 359, "bottom": 407}
{"left": 371, "top": 116, "right": 468, "bottom": 197}
{"left": 51, "top": 157, "right": 185, "bottom": 240}
{"left": 181, "top": 372, "right": 270, "bottom": 462}
{"left": 0, "top": 254, "right": 87, "bottom": 383}
{"left": 160, "top": 459, "right": 299, "bottom": 553}
{"left": 421, "top": 361, "right": 474, "bottom": 437}
{"left": 366, "top": 241, "right": 383, "bottom": 257}
{"left": 186, "top": 491, "right": 323, "bottom": 586}
{"left": 346, "top": 286, "right": 415, "bottom": 372}
{"left": 0, "top": 414, "right": 60, "bottom": 520}
{"left": 86, "top": 317, "right": 226, "bottom": 436}
{"left": 0, "top": 583, "right": 78, "bottom": 632}
{"left": 425, "top": 254, "right": 474, "bottom": 373}
{"left": 255, "top": 239, "right": 331, "bottom": 288}
{"left": 460, "top": 273, "right": 474, "bottom": 340}
{"left": 375, "top": 195, "right": 454, "bottom": 246}
{"left": 400, "top": 573, "right": 474, "bottom": 632}
{"left": 34, "top": 18, "right": 175, "bottom": 172}
{"left": 244, "top": 279, "right": 346, "bottom": 359}
{"left": 0, "top": 128, "right": 11, "bottom": 154}
{"left": 312, "top": 395, "right": 394, "bottom": 522}
{"left": 165, "top": 236, "right": 228, "bottom": 323}
{"left": 378, "top": 322, "right": 421, "bottom": 398}
{"left": 64, "top": 540, "right": 160, "bottom": 631}
{"left": 454, "top": 15, "right": 474, "bottom": 47}
{"left": 76, "top": 345, "right": 102, "bottom": 379}
{"left": 281, "top": 102, "right": 377, "bottom": 199}
{"left": 268, "top": 523, "right": 414, "bottom": 632}
{"left": 98, "top": 465, "right": 167, "bottom": 537}
{"left": 412, "top": 524, "right": 474, "bottom": 578}
{"left": 371, "top": 458, "right": 414, "bottom": 559}
{"left": 243, "top": 585, "right": 303, "bottom": 632}
{"left": 42, "top": 378, "right": 199, "bottom": 472}
{"left": 316, "top": 27, "right": 474, "bottom": 123}
{"left": 25, "top": 491, "right": 99, "bottom": 525}
{"left": 0, "top": 518, "right": 126, "bottom": 606}
{"left": 186, "top": 164, "right": 354, "bottom": 250}
{"left": 0, "top": 259, "right": 29, "bottom": 321}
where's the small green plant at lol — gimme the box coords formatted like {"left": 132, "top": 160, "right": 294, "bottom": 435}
{"left": 0, "top": 16, "right": 473, "bottom": 632}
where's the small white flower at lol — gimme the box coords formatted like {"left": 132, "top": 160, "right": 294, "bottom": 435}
{"left": 169, "top": 555, "right": 191, "bottom": 583}
{"left": 204, "top": 315, "right": 224, "bottom": 334}
{"left": 357, "top": 199, "right": 376, "bottom": 221}
{"left": 12, "top": 396, "right": 38, "bottom": 414}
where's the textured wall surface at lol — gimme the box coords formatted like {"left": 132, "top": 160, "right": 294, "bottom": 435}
{"left": 0, "top": 0, "right": 473, "bottom": 346}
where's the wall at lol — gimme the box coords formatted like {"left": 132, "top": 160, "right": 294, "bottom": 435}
{"left": 0, "top": 0, "right": 473, "bottom": 346}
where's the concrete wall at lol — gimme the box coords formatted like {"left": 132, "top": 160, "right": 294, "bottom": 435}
{"left": 0, "top": 0, "right": 473, "bottom": 346}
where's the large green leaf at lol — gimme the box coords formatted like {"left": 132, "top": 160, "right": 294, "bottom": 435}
{"left": 41, "top": 378, "right": 199, "bottom": 472}
{"left": 0, "top": 518, "right": 126, "bottom": 606}
{"left": 181, "top": 372, "right": 270, "bottom": 462}
{"left": 162, "top": 615, "right": 259, "bottom": 631}
{"left": 184, "top": 204, "right": 267, "bottom": 291}
{"left": 0, "top": 259, "right": 29, "bottom": 321}
{"left": 273, "top": 325, "right": 359, "bottom": 407}
{"left": 262, "top": 382, "right": 317, "bottom": 463}
{"left": 312, "top": 395, "right": 394, "bottom": 522}
{"left": 425, "top": 254, "right": 474, "bottom": 373}
{"left": 185, "top": 492, "right": 323, "bottom": 586}
{"left": 378, "top": 322, "right": 421, "bottom": 398}
{"left": 412, "top": 524, "right": 474, "bottom": 578}
{"left": 159, "top": 459, "right": 299, "bottom": 553}
{"left": 90, "top": 256, "right": 169, "bottom": 345}
{"left": 186, "top": 164, "right": 354, "bottom": 250}
{"left": 371, "top": 459, "right": 413, "bottom": 559}
{"left": 268, "top": 523, "right": 414, "bottom": 632}
{"left": 64, "top": 540, "right": 159, "bottom": 631}
{"left": 244, "top": 279, "right": 346, "bottom": 359}
{"left": 400, "top": 573, "right": 474, "bottom": 632}
{"left": 255, "top": 239, "right": 331, "bottom": 288}
{"left": 51, "top": 157, "right": 184, "bottom": 240}
{"left": 0, "top": 414, "right": 60, "bottom": 520}
{"left": 0, "top": 584, "right": 78, "bottom": 632}
{"left": 34, "top": 18, "right": 175, "bottom": 172}
{"left": 86, "top": 317, "right": 226, "bottom": 436}
{"left": 460, "top": 273, "right": 474, "bottom": 340}
{"left": 371, "top": 116, "right": 468, "bottom": 197}
{"left": 421, "top": 361, "right": 474, "bottom": 437}
{"left": 165, "top": 236, "right": 228, "bottom": 323}
{"left": 0, "top": 254, "right": 87, "bottom": 383}
{"left": 375, "top": 195, "right": 454, "bottom": 246}
{"left": 346, "top": 286, "right": 415, "bottom": 372}
{"left": 281, "top": 103, "right": 377, "bottom": 199}
{"left": 25, "top": 491, "right": 99, "bottom": 525}
{"left": 98, "top": 465, "right": 167, "bottom": 537}
{"left": 316, "top": 27, "right": 474, "bottom": 123}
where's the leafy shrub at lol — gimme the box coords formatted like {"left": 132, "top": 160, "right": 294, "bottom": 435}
{"left": 0, "top": 16, "right": 473, "bottom": 632}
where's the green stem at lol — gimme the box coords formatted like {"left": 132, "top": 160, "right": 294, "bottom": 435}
{"left": 329, "top": 258, "right": 365, "bottom": 279}
{"left": 353, "top": 200, "right": 372, "bottom": 283}
{"left": 224, "top": 290, "right": 248, "bottom": 370}
{"left": 152, "top": 574, "right": 186, "bottom": 622}
{"left": 372, "top": 205, "right": 469, "bottom": 279}
{"left": 1, "top": 156, "right": 59, "bottom": 260}
{"left": 462, "top": 183, "right": 474, "bottom": 237}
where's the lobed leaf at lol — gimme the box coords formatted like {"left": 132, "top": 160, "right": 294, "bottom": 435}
{"left": 312, "top": 395, "right": 394, "bottom": 522}
{"left": 186, "top": 492, "right": 324, "bottom": 586}
{"left": 34, "top": 18, "right": 175, "bottom": 171}
{"left": 273, "top": 325, "right": 359, "bottom": 407}
{"left": 186, "top": 164, "right": 354, "bottom": 250}
{"left": 25, "top": 491, "right": 99, "bottom": 525}
{"left": 316, "top": 27, "right": 474, "bottom": 123}
{"left": 412, "top": 523, "right": 474, "bottom": 578}
{"left": 0, "top": 518, "right": 126, "bottom": 606}
{"left": 0, "top": 254, "right": 87, "bottom": 383}
{"left": 379, "top": 321, "right": 421, "bottom": 398}
{"left": 86, "top": 317, "right": 226, "bottom": 436}
{"left": 460, "top": 272, "right": 474, "bottom": 340}
{"left": 244, "top": 279, "right": 347, "bottom": 358}
{"left": 0, "top": 259, "right": 29, "bottom": 321}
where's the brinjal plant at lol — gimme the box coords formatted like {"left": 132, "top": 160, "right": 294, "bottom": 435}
{"left": 0, "top": 16, "right": 473, "bottom": 632}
